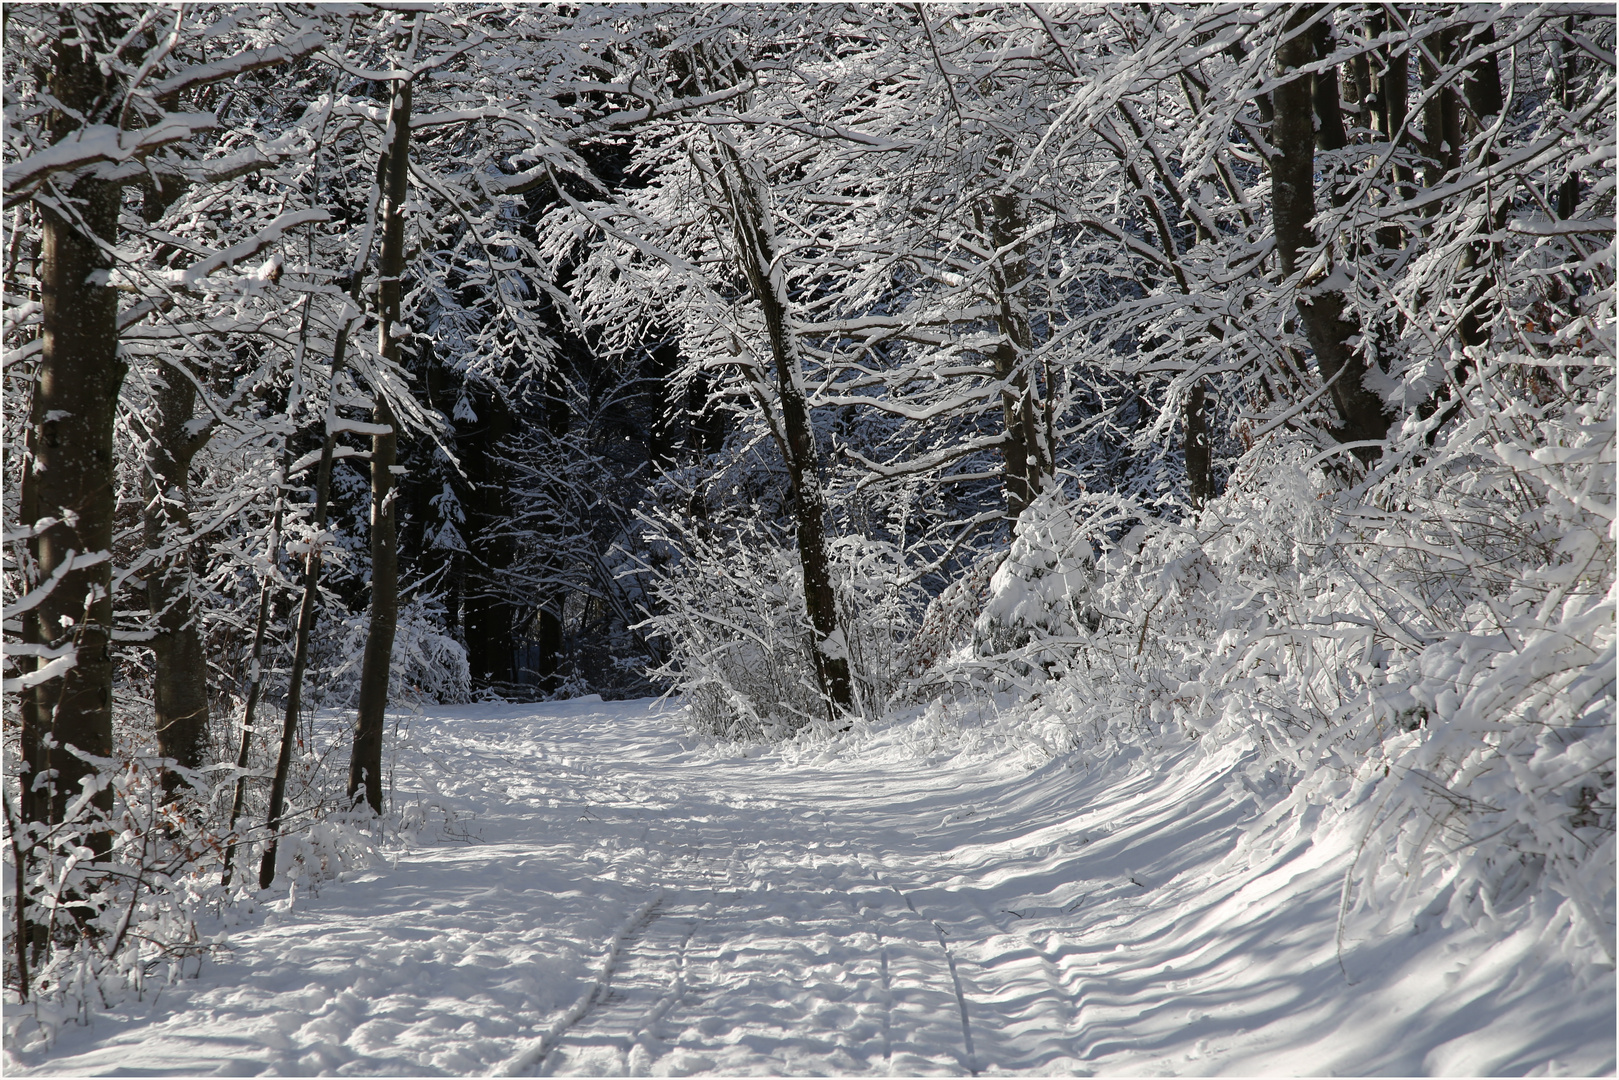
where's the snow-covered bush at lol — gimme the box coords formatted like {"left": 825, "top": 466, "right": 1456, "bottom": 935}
{"left": 2, "top": 728, "right": 383, "bottom": 1045}
{"left": 635, "top": 505, "right": 923, "bottom": 740}
{"left": 312, "top": 594, "right": 470, "bottom": 710}
{"left": 647, "top": 520, "right": 826, "bottom": 740}
{"left": 973, "top": 491, "right": 1102, "bottom": 674}
{"left": 908, "top": 348, "right": 1615, "bottom": 975}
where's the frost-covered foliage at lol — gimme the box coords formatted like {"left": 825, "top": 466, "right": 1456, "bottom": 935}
{"left": 2, "top": 716, "right": 383, "bottom": 1043}
{"left": 315, "top": 595, "right": 471, "bottom": 710}
{"left": 3, "top": 0, "right": 1613, "bottom": 1036}
{"left": 635, "top": 498, "right": 924, "bottom": 739}
{"left": 916, "top": 349, "right": 1615, "bottom": 974}
{"left": 644, "top": 519, "right": 826, "bottom": 740}
{"left": 973, "top": 492, "right": 1101, "bottom": 669}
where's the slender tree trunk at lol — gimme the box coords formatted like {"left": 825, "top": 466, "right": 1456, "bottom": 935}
{"left": 460, "top": 390, "right": 520, "bottom": 693}
{"left": 1271, "top": 5, "right": 1394, "bottom": 456}
{"left": 259, "top": 309, "right": 356, "bottom": 889}
{"left": 349, "top": 59, "right": 414, "bottom": 814}
{"left": 1420, "top": 27, "right": 1463, "bottom": 192}
{"left": 222, "top": 444, "right": 292, "bottom": 888}
{"left": 536, "top": 606, "right": 564, "bottom": 696}
{"left": 1367, "top": 9, "right": 1412, "bottom": 249}
{"left": 534, "top": 365, "right": 571, "bottom": 696}
{"left": 1556, "top": 17, "right": 1581, "bottom": 221}
{"left": 221, "top": 561, "right": 274, "bottom": 888}
{"left": 19, "top": 22, "right": 124, "bottom": 837}
{"left": 713, "top": 141, "right": 853, "bottom": 717}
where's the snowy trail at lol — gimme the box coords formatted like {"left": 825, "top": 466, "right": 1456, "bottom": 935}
{"left": 7, "top": 698, "right": 1613, "bottom": 1077}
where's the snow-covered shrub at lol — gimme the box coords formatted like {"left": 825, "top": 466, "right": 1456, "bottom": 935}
{"left": 1, "top": 734, "right": 384, "bottom": 1047}
{"left": 641, "top": 518, "right": 826, "bottom": 740}
{"left": 900, "top": 489, "right": 1142, "bottom": 707}
{"left": 830, "top": 534, "right": 927, "bottom": 717}
{"left": 973, "top": 491, "right": 1103, "bottom": 674}
{"left": 635, "top": 505, "right": 923, "bottom": 740}
{"left": 311, "top": 593, "right": 470, "bottom": 709}
{"left": 4, "top": 666, "right": 387, "bottom": 1039}
{"left": 915, "top": 349, "right": 1615, "bottom": 975}
{"left": 894, "top": 554, "right": 1001, "bottom": 693}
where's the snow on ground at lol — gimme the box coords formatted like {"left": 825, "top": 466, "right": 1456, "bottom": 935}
{"left": 6, "top": 697, "right": 1614, "bottom": 1077}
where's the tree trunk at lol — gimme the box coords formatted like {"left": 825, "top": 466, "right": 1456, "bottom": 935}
{"left": 533, "top": 363, "right": 572, "bottom": 696}
{"left": 259, "top": 298, "right": 359, "bottom": 889}
{"left": 127, "top": 91, "right": 215, "bottom": 794}
{"left": 1271, "top": 6, "right": 1394, "bottom": 456}
{"left": 460, "top": 386, "right": 519, "bottom": 692}
{"left": 536, "top": 606, "right": 564, "bottom": 696}
{"left": 349, "top": 63, "right": 413, "bottom": 815}
{"left": 1367, "top": 9, "right": 1412, "bottom": 249}
{"left": 221, "top": 552, "right": 274, "bottom": 887}
{"left": 984, "top": 193, "right": 1051, "bottom": 518}
{"left": 1556, "top": 17, "right": 1581, "bottom": 221}
{"left": 1420, "top": 28, "right": 1463, "bottom": 192}
{"left": 1184, "top": 383, "right": 1214, "bottom": 509}
{"left": 714, "top": 141, "right": 853, "bottom": 717}
{"left": 19, "top": 21, "right": 124, "bottom": 836}
{"left": 140, "top": 361, "right": 213, "bottom": 790}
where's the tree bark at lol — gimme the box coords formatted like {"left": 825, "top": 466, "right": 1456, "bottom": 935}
{"left": 1555, "top": 17, "right": 1581, "bottom": 221}
{"left": 222, "top": 440, "right": 293, "bottom": 888}
{"left": 460, "top": 385, "right": 519, "bottom": 692}
{"left": 1366, "top": 9, "right": 1412, "bottom": 249}
{"left": 1183, "top": 383, "right": 1214, "bottom": 509}
{"left": 19, "top": 17, "right": 125, "bottom": 836}
{"left": 349, "top": 61, "right": 413, "bottom": 815}
{"left": 1271, "top": 6, "right": 1394, "bottom": 456}
{"left": 1543, "top": 15, "right": 1584, "bottom": 331}
{"left": 1420, "top": 27, "right": 1463, "bottom": 191}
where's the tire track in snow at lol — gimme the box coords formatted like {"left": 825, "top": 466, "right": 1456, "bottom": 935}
{"left": 529, "top": 813, "right": 736, "bottom": 1076}
{"left": 538, "top": 915, "right": 700, "bottom": 1076}
{"left": 856, "top": 856, "right": 980, "bottom": 1076}
{"left": 498, "top": 892, "right": 664, "bottom": 1077}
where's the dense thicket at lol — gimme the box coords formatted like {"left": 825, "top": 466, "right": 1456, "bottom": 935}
{"left": 4, "top": 2, "right": 1612, "bottom": 1009}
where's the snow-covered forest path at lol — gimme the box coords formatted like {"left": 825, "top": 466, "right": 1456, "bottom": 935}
{"left": 9, "top": 699, "right": 1612, "bottom": 1077}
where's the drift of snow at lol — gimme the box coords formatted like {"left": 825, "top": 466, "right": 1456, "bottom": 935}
{"left": 6, "top": 697, "right": 1613, "bottom": 1076}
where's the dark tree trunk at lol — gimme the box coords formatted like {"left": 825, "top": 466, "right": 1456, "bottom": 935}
{"left": 1311, "top": 19, "right": 1349, "bottom": 157}
{"left": 1366, "top": 9, "right": 1412, "bottom": 249}
{"left": 984, "top": 194, "right": 1051, "bottom": 519}
{"left": 349, "top": 63, "right": 414, "bottom": 815}
{"left": 1556, "top": 17, "right": 1581, "bottom": 221}
{"left": 1459, "top": 24, "right": 1505, "bottom": 135}
{"left": 533, "top": 368, "right": 571, "bottom": 697}
{"left": 1420, "top": 28, "right": 1463, "bottom": 191}
{"left": 536, "top": 607, "right": 564, "bottom": 696}
{"left": 19, "top": 21, "right": 125, "bottom": 837}
{"left": 259, "top": 273, "right": 364, "bottom": 887}
{"left": 221, "top": 476, "right": 282, "bottom": 887}
{"left": 461, "top": 387, "right": 519, "bottom": 692}
{"left": 1454, "top": 20, "right": 1507, "bottom": 354}
{"left": 714, "top": 141, "right": 853, "bottom": 717}
{"left": 140, "top": 361, "right": 213, "bottom": 790}
{"left": 1271, "top": 6, "right": 1394, "bottom": 455}
{"left": 1184, "top": 383, "right": 1214, "bottom": 509}
{"left": 130, "top": 99, "right": 215, "bottom": 793}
